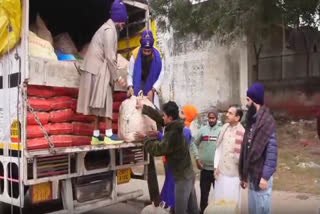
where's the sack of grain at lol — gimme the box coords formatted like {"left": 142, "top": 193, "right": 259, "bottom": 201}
{"left": 118, "top": 94, "right": 157, "bottom": 142}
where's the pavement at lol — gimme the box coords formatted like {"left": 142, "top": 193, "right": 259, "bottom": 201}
{"left": 89, "top": 175, "right": 320, "bottom": 214}
{"left": 1, "top": 175, "right": 319, "bottom": 213}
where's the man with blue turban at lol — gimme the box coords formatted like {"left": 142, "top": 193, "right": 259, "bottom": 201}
{"left": 127, "top": 30, "right": 164, "bottom": 103}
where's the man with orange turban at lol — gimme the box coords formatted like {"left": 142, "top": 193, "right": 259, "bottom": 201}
{"left": 181, "top": 104, "right": 199, "bottom": 127}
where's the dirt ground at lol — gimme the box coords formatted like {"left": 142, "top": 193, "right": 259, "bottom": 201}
{"left": 153, "top": 118, "right": 320, "bottom": 195}
{"left": 273, "top": 118, "right": 320, "bottom": 194}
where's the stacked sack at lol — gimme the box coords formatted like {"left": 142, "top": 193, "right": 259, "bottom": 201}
{"left": 27, "top": 85, "right": 128, "bottom": 150}
{"left": 27, "top": 85, "right": 95, "bottom": 150}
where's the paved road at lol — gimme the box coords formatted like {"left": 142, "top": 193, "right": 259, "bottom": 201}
{"left": 89, "top": 176, "right": 320, "bottom": 214}
{"left": 1, "top": 176, "right": 319, "bottom": 214}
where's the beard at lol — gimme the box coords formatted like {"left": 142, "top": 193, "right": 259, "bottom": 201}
{"left": 209, "top": 121, "right": 217, "bottom": 127}
{"left": 245, "top": 103, "right": 257, "bottom": 129}
{"left": 115, "top": 25, "right": 121, "bottom": 38}
{"left": 141, "top": 55, "right": 152, "bottom": 81}
{"left": 142, "top": 55, "right": 152, "bottom": 64}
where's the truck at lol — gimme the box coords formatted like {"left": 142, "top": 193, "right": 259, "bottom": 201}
{"left": 0, "top": 0, "right": 152, "bottom": 213}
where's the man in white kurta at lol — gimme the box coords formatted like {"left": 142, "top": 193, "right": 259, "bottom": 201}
{"left": 214, "top": 105, "right": 245, "bottom": 205}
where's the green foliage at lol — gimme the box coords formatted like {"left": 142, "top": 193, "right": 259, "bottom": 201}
{"left": 150, "top": 0, "right": 320, "bottom": 43}
{"left": 282, "top": 0, "right": 320, "bottom": 27}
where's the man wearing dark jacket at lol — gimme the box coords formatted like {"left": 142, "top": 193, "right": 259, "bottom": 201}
{"left": 239, "top": 82, "right": 277, "bottom": 214}
{"left": 137, "top": 101, "right": 199, "bottom": 214}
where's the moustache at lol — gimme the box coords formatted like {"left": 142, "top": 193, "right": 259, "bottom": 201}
{"left": 142, "top": 55, "right": 152, "bottom": 61}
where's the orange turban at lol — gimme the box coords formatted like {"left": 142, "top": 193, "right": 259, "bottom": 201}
{"left": 182, "top": 105, "right": 198, "bottom": 127}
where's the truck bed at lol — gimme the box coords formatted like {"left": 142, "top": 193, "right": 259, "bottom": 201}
{"left": 26, "top": 56, "right": 131, "bottom": 153}
{"left": 24, "top": 142, "right": 143, "bottom": 158}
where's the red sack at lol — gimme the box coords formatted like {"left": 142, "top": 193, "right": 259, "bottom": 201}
{"left": 27, "top": 137, "right": 48, "bottom": 150}
{"left": 27, "top": 125, "right": 44, "bottom": 138}
{"left": 50, "top": 109, "right": 74, "bottom": 123}
{"left": 28, "top": 97, "right": 51, "bottom": 111}
{"left": 27, "top": 85, "right": 56, "bottom": 97}
{"left": 47, "top": 123, "right": 73, "bottom": 135}
{"left": 27, "top": 123, "right": 74, "bottom": 138}
{"left": 27, "top": 135, "right": 73, "bottom": 150}
{"left": 72, "top": 122, "right": 94, "bottom": 136}
{"left": 53, "top": 87, "right": 79, "bottom": 98}
{"left": 70, "top": 101, "right": 77, "bottom": 111}
{"left": 113, "top": 101, "right": 122, "bottom": 112}
{"left": 73, "top": 113, "right": 96, "bottom": 122}
{"left": 72, "top": 136, "right": 91, "bottom": 146}
{"left": 49, "top": 96, "right": 77, "bottom": 110}
{"left": 112, "top": 114, "right": 119, "bottom": 126}
{"left": 113, "top": 92, "right": 127, "bottom": 102}
{"left": 113, "top": 113, "right": 119, "bottom": 120}
{"left": 51, "top": 135, "right": 73, "bottom": 147}
{"left": 27, "top": 112, "right": 49, "bottom": 125}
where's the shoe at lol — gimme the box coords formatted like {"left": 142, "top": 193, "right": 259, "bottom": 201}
{"left": 91, "top": 136, "right": 104, "bottom": 145}
{"left": 104, "top": 134, "right": 123, "bottom": 144}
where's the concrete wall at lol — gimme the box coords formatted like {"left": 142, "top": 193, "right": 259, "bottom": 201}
{"left": 258, "top": 28, "right": 320, "bottom": 81}
{"left": 257, "top": 27, "right": 320, "bottom": 119}
{"left": 265, "top": 85, "right": 320, "bottom": 119}
{"left": 156, "top": 30, "right": 248, "bottom": 116}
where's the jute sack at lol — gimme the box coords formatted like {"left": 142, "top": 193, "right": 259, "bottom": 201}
{"left": 118, "top": 93, "right": 157, "bottom": 142}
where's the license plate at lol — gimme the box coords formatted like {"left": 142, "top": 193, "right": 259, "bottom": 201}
{"left": 117, "top": 168, "right": 131, "bottom": 184}
{"left": 31, "top": 182, "right": 52, "bottom": 204}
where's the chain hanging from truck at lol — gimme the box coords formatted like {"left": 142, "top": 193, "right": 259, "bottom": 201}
{"left": 22, "top": 87, "right": 56, "bottom": 154}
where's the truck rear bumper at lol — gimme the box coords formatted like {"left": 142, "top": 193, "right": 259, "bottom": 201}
{"left": 48, "top": 189, "right": 143, "bottom": 214}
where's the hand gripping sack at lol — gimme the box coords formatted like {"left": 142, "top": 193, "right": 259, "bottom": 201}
{"left": 118, "top": 95, "right": 157, "bottom": 142}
